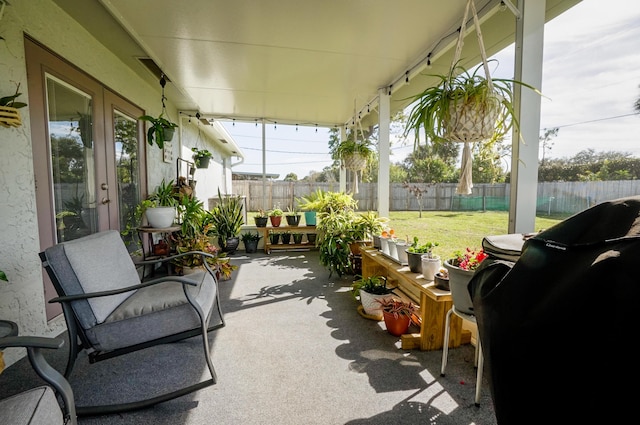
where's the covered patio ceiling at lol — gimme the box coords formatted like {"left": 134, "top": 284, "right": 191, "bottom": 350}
{"left": 53, "top": 0, "right": 580, "bottom": 131}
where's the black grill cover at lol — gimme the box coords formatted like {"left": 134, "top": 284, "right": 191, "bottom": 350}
{"left": 471, "top": 196, "right": 640, "bottom": 424}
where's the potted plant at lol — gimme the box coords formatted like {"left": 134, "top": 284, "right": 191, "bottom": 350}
{"left": 268, "top": 207, "right": 283, "bottom": 227}
{"left": 281, "top": 230, "right": 292, "bottom": 245}
{"left": 172, "top": 233, "right": 237, "bottom": 280}
{"left": 377, "top": 297, "right": 421, "bottom": 337}
{"left": 296, "top": 189, "right": 326, "bottom": 226}
{"left": 0, "top": 83, "right": 27, "bottom": 128}
{"left": 292, "top": 233, "right": 304, "bottom": 244}
{"left": 406, "top": 237, "right": 439, "bottom": 274}
{"left": 333, "top": 137, "right": 375, "bottom": 171}
{"left": 138, "top": 114, "right": 178, "bottom": 149}
{"left": 208, "top": 189, "right": 244, "bottom": 253}
{"left": 444, "top": 248, "right": 489, "bottom": 310}
{"left": 254, "top": 209, "right": 268, "bottom": 227}
{"left": 352, "top": 275, "right": 396, "bottom": 319}
{"left": 316, "top": 198, "right": 359, "bottom": 277}
{"left": 0, "top": 269, "right": 7, "bottom": 282}
{"left": 434, "top": 268, "right": 450, "bottom": 291}
{"left": 403, "top": 61, "right": 541, "bottom": 192}
{"left": 139, "top": 179, "right": 179, "bottom": 228}
{"left": 191, "top": 147, "right": 212, "bottom": 169}
{"left": 285, "top": 206, "right": 301, "bottom": 226}
{"left": 241, "top": 232, "right": 261, "bottom": 254}
{"left": 269, "top": 230, "right": 281, "bottom": 245}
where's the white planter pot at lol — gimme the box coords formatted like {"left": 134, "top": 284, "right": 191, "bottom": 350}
{"left": 421, "top": 255, "right": 441, "bottom": 281}
{"left": 359, "top": 289, "right": 395, "bottom": 320}
{"left": 145, "top": 207, "right": 176, "bottom": 228}
{"left": 388, "top": 238, "right": 398, "bottom": 260}
{"left": 379, "top": 237, "right": 390, "bottom": 255}
{"left": 395, "top": 240, "right": 408, "bottom": 264}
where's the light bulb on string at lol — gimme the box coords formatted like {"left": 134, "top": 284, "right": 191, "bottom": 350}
{"left": 405, "top": 71, "right": 409, "bottom": 84}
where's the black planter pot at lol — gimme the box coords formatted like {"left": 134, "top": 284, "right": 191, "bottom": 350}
{"left": 269, "top": 233, "right": 281, "bottom": 245}
{"left": 285, "top": 214, "right": 301, "bottom": 226}
{"left": 220, "top": 236, "right": 240, "bottom": 254}
{"left": 194, "top": 156, "right": 211, "bottom": 169}
{"left": 254, "top": 217, "right": 268, "bottom": 227}
{"left": 281, "top": 233, "right": 292, "bottom": 244}
{"left": 292, "top": 233, "right": 303, "bottom": 244}
{"left": 244, "top": 239, "right": 259, "bottom": 253}
{"left": 306, "top": 233, "right": 317, "bottom": 244}
{"left": 406, "top": 251, "right": 423, "bottom": 273}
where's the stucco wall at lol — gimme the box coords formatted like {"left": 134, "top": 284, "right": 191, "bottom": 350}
{"left": 0, "top": 0, "right": 230, "bottom": 367}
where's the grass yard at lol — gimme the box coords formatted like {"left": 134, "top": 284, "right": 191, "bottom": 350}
{"left": 386, "top": 210, "right": 565, "bottom": 260}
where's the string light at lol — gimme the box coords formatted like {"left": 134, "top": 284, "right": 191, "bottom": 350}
{"left": 405, "top": 71, "right": 409, "bottom": 84}
{"left": 388, "top": 85, "right": 392, "bottom": 96}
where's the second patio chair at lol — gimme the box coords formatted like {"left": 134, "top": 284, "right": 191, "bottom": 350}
{"left": 39, "top": 230, "right": 225, "bottom": 417}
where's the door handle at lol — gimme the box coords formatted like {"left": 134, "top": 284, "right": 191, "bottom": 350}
{"left": 101, "top": 197, "right": 111, "bottom": 205}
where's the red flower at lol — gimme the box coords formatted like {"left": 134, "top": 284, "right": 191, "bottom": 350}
{"left": 453, "top": 248, "right": 488, "bottom": 271}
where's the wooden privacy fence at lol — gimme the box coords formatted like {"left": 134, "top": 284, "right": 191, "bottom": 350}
{"left": 229, "top": 180, "right": 640, "bottom": 216}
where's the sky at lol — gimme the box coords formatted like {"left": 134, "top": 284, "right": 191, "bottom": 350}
{"left": 221, "top": 0, "right": 640, "bottom": 179}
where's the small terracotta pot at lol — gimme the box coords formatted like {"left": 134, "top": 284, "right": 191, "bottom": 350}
{"left": 269, "top": 216, "right": 282, "bottom": 227}
{"left": 383, "top": 311, "right": 411, "bottom": 337}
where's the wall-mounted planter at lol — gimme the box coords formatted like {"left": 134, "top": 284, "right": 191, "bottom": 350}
{"left": 0, "top": 106, "right": 21, "bottom": 128}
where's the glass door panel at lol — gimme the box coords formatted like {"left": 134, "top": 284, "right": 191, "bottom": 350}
{"left": 114, "top": 111, "right": 142, "bottom": 253}
{"left": 46, "top": 75, "right": 98, "bottom": 242}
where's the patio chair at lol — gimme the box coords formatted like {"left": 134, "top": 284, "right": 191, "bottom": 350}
{"left": 39, "top": 230, "right": 224, "bottom": 417}
{"left": 0, "top": 335, "right": 77, "bottom": 425}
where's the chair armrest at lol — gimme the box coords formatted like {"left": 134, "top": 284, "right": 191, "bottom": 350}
{"left": 0, "top": 336, "right": 64, "bottom": 350}
{"left": 48, "top": 276, "right": 199, "bottom": 303}
{"left": 0, "top": 335, "right": 77, "bottom": 424}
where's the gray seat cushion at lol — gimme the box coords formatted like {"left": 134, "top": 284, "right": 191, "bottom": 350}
{"left": 0, "top": 386, "right": 64, "bottom": 425}
{"left": 85, "top": 270, "right": 217, "bottom": 351}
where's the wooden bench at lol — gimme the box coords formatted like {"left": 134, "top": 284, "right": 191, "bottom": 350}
{"left": 360, "top": 247, "right": 471, "bottom": 351}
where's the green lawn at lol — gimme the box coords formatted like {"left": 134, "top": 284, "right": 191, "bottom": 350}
{"left": 386, "top": 210, "right": 564, "bottom": 260}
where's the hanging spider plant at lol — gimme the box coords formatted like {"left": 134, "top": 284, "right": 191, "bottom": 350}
{"left": 403, "top": 60, "right": 541, "bottom": 147}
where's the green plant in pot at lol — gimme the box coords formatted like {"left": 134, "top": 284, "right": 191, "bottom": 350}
{"left": 254, "top": 209, "right": 268, "bottom": 227}
{"left": 208, "top": 189, "right": 244, "bottom": 254}
{"left": 403, "top": 60, "right": 541, "bottom": 193}
{"left": 138, "top": 179, "right": 179, "bottom": 228}
{"left": 191, "top": 147, "right": 212, "bottom": 168}
{"left": 240, "top": 231, "right": 261, "bottom": 253}
{"left": 296, "top": 189, "right": 326, "bottom": 226}
{"left": 315, "top": 191, "right": 359, "bottom": 277}
{"left": 268, "top": 207, "right": 283, "bottom": 227}
{"left": 138, "top": 114, "right": 178, "bottom": 149}
{"left": 352, "top": 275, "right": 396, "bottom": 319}
{"left": 333, "top": 136, "right": 375, "bottom": 171}
{"left": 285, "top": 206, "right": 301, "bottom": 226}
{"left": 406, "top": 237, "right": 439, "bottom": 274}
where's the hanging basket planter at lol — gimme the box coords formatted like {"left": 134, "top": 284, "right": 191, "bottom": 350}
{"left": 444, "top": 94, "right": 502, "bottom": 143}
{"left": 0, "top": 106, "right": 22, "bottom": 128}
{"left": 343, "top": 152, "right": 368, "bottom": 171}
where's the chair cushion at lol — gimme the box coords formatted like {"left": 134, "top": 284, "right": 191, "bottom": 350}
{"left": 63, "top": 230, "right": 139, "bottom": 323}
{"left": 85, "top": 270, "right": 217, "bottom": 351}
{"left": 0, "top": 386, "right": 64, "bottom": 425}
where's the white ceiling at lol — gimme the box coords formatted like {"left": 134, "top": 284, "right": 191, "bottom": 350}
{"left": 53, "top": 0, "right": 580, "bottom": 130}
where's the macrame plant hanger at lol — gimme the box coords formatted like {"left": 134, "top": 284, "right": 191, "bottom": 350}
{"left": 449, "top": 0, "right": 494, "bottom": 195}
{"left": 343, "top": 100, "right": 369, "bottom": 194}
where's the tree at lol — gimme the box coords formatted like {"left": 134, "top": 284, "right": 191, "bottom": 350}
{"left": 539, "top": 127, "right": 559, "bottom": 166}
{"left": 284, "top": 173, "right": 298, "bottom": 181}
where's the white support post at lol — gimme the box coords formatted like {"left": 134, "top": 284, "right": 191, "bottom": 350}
{"left": 378, "top": 88, "right": 391, "bottom": 218}
{"left": 509, "top": 0, "right": 545, "bottom": 233}
{"left": 339, "top": 126, "right": 347, "bottom": 193}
